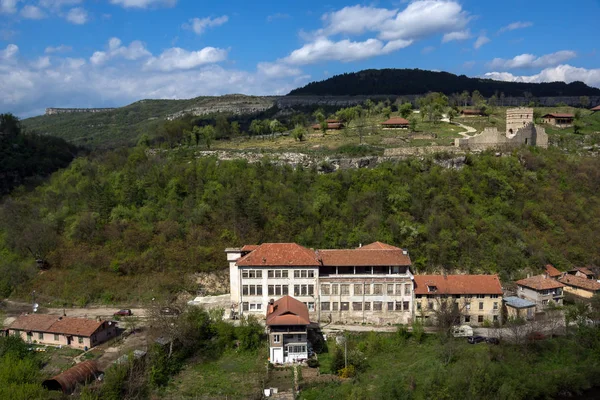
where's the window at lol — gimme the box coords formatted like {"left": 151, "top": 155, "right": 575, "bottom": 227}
{"left": 244, "top": 270, "right": 262, "bottom": 278}
{"left": 273, "top": 334, "right": 280, "bottom": 343}
{"left": 354, "top": 284, "right": 362, "bottom": 295}
{"left": 78, "top": 336, "right": 84, "bottom": 344}
{"left": 308, "top": 270, "right": 315, "bottom": 278}
{"left": 331, "top": 284, "right": 339, "bottom": 295}
{"left": 387, "top": 302, "right": 395, "bottom": 311}
{"left": 493, "top": 315, "right": 499, "bottom": 322}
{"left": 464, "top": 315, "right": 470, "bottom": 323}
{"left": 242, "top": 302, "right": 249, "bottom": 311}
{"left": 416, "top": 302, "right": 422, "bottom": 310}
{"left": 242, "top": 285, "right": 248, "bottom": 295}
{"left": 478, "top": 316, "right": 484, "bottom": 323}
{"left": 294, "top": 285, "right": 300, "bottom": 296}
{"left": 353, "top": 302, "right": 362, "bottom": 311}
{"left": 54, "top": 334, "right": 59, "bottom": 341}
{"left": 301, "top": 270, "right": 307, "bottom": 278}
{"left": 341, "top": 285, "right": 350, "bottom": 295}
{"left": 275, "top": 286, "right": 281, "bottom": 296}
{"left": 38, "top": 332, "right": 44, "bottom": 340}
{"left": 373, "top": 284, "right": 383, "bottom": 295}
{"left": 301, "top": 285, "right": 307, "bottom": 296}
{"left": 364, "top": 284, "right": 371, "bottom": 295}
{"left": 466, "top": 304, "right": 471, "bottom": 310}
{"left": 364, "top": 302, "right": 371, "bottom": 311}
{"left": 428, "top": 302, "right": 434, "bottom": 310}
{"left": 308, "top": 285, "right": 314, "bottom": 296}
{"left": 490, "top": 294, "right": 499, "bottom": 299}
{"left": 403, "top": 301, "right": 409, "bottom": 311}
{"left": 321, "top": 284, "right": 330, "bottom": 295}
{"left": 332, "top": 302, "right": 339, "bottom": 311}
{"left": 416, "top": 294, "right": 422, "bottom": 299}
{"left": 294, "top": 270, "right": 300, "bottom": 278}
{"left": 341, "top": 302, "right": 349, "bottom": 311}
{"left": 307, "top": 302, "right": 315, "bottom": 312}
{"left": 493, "top": 302, "right": 498, "bottom": 310}
{"left": 268, "top": 285, "right": 274, "bottom": 296}
{"left": 268, "top": 270, "right": 287, "bottom": 278}
{"left": 476, "top": 294, "right": 485, "bottom": 299}
{"left": 395, "top": 302, "right": 402, "bottom": 311}
{"left": 321, "top": 302, "right": 330, "bottom": 311}
{"left": 479, "top": 302, "right": 484, "bottom": 310}
{"left": 427, "top": 285, "right": 437, "bottom": 292}
{"left": 268, "top": 270, "right": 274, "bottom": 278}
{"left": 542, "top": 299, "right": 548, "bottom": 306}
{"left": 453, "top": 294, "right": 461, "bottom": 299}
{"left": 404, "top": 284, "right": 411, "bottom": 296}
{"left": 373, "top": 302, "right": 383, "bottom": 311}
{"left": 387, "top": 284, "right": 395, "bottom": 295}
{"left": 283, "top": 285, "right": 289, "bottom": 295}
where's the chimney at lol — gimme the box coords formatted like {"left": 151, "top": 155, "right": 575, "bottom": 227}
{"left": 359, "top": 243, "right": 362, "bottom": 248}
{"left": 543, "top": 272, "right": 548, "bottom": 279}
{"left": 267, "top": 299, "right": 275, "bottom": 316}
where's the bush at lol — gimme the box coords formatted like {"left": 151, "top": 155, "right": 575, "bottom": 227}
{"left": 307, "top": 358, "right": 319, "bottom": 368}
{"left": 338, "top": 365, "right": 356, "bottom": 379}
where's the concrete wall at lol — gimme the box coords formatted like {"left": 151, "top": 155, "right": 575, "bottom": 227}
{"left": 562, "top": 285, "right": 597, "bottom": 299}
{"left": 8, "top": 325, "right": 116, "bottom": 349}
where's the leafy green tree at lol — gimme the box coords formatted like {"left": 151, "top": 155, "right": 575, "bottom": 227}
{"left": 201, "top": 125, "right": 215, "bottom": 149}
{"left": 292, "top": 124, "right": 307, "bottom": 141}
{"left": 215, "top": 114, "right": 230, "bottom": 139}
{"left": 382, "top": 106, "right": 392, "bottom": 119}
{"left": 579, "top": 96, "right": 590, "bottom": 108}
{"left": 249, "top": 119, "right": 262, "bottom": 136}
{"left": 471, "top": 90, "right": 485, "bottom": 107}
{"left": 447, "top": 108, "right": 458, "bottom": 123}
{"left": 398, "top": 102, "right": 413, "bottom": 119}
{"left": 409, "top": 117, "right": 417, "bottom": 132}
{"left": 230, "top": 121, "right": 240, "bottom": 136}
{"left": 0, "top": 113, "right": 21, "bottom": 136}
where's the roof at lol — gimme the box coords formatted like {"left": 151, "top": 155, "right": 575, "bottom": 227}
{"left": 42, "top": 360, "right": 99, "bottom": 394}
{"left": 318, "top": 249, "right": 411, "bottom": 267}
{"left": 542, "top": 113, "right": 574, "bottom": 118}
{"left": 360, "top": 241, "right": 401, "bottom": 250}
{"left": 381, "top": 117, "right": 410, "bottom": 125}
{"left": 8, "top": 314, "right": 106, "bottom": 337}
{"left": 591, "top": 105, "right": 600, "bottom": 111}
{"left": 516, "top": 275, "right": 565, "bottom": 291}
{"left": 326, "top": 119, "right": 341, "bottom": 123}
{"left": 570, "top": 267, "right": 594, "bottom": 276}
{"left": 460, "top": 109, "right": 483, "bottom": 115}
{"left": 241, "top": 244, "right": 259, "bottom": 252}
{"left": 413, "top": 275, "right": 503, "bottom": 295}
{"left": 236, "top": 243, "right": 320, "bottom": 267}
{"left": 504, "top": 296, "right": 536, "bottom": 309}
{"left": 544, "top": 264, "right": 562, "bottom": 278}
{"left": 266, "top": 296, "right": 310, "bottom": 326}
{"left": 558, "top": 275, "right": 600, "bottom": 292}
{"left": 311, "top": 122, "right": 343, "bottom": 129}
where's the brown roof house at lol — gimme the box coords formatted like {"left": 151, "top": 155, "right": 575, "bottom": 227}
{"left": 8, "top": 314, "right": 117, "bottom": 349}
{"left": 311, "top": 119, "right": 344, "bottom": 131}
{"left": 590, "top": 105, "right": 600, "bottom": 112}
{"left": 544, "top": 264, "right": 562, "bottom": 279}
{"left": 542, "top": 113, "right": 574, "bottom": 128}
{"left": 568, "top": 267, "right": 596, "bottom": 280}
{"left": 381, "top": 117, "right": 410, "bottom": 129}
{"left": 515, "top": 275, "right": 565, "bottom": 311}
{"left": 558, "top": 275, "right": 600, "bottom": 299}
{"left": 266, "top": 296, "right": 310, "bottom": 364}
{"left": 413, "top": 275, "right": 503, "bottom": 326}
{"left": 459, "top": 109, "right": 484, "bottom": 117}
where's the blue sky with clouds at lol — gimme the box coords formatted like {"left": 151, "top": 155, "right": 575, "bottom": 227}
{"left": 1, "top": 0, "right": 599, "bottom": 117}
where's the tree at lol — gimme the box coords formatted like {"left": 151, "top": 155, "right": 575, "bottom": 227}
{"left": 292, "top": 124, "right": 306, "bottom": 142}
{"left": 460, "top": 90, "right": 470, "bottom": 107}
{"left": 249, "top": 119, "right": 262, "bottom": 136}
{"left": 505, "top": 317, "right": 531, "bottom": 345}
{"left": 269, "top": 119, "right": 285, "bottom": 139}
{"left": 430, "top": 296, "right": 466, "bottom": 337}
{"left": 573, "top": 120, "right": 584, "bottom": 135}
{"left": 215, "top": 114, "right": 230, "bottom": 140}
{"left": 364, "top": 99, "right": 375, "bottom": 115}
{"left": 471, "top": 90, "right": 485, "bottom": 108}
{"left": 201, "top": 126, "right": 215, "bottom": 149}
{"left": 409, "top": 117, "right": 417, "bottom": 132}
{"left": 313, "top": 109, "right": 325, "bottom": 124}
{"left": 398, "top": 103, "right": 413, "bottom": 119}
{"left": 0, "top": 113, "right": 21, "bottom": 136}
{"left": 382, "top": 106, "right": 392, "bottom": 119}
{"left": 579, "top": 96, "right": 590, "bottom": 108}
{"left": 230, "top": 121, "right": 240, "bottom": 136}
{"left": 447, "top": 108, "right": 458, "bottom": 123}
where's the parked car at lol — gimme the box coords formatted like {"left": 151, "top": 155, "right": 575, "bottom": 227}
{"left": 467, "top": 335, "right": 486, "bottom": 344}
{"left": 486, "top": 337, "right": 500, "bottom": 345}
{"left": 114, "top": 309, "right": 132, "bottom": 317}
{"left": 527, "top": 331, "right": 545, "bottom": 341}
{"left": 160, "top": 307, "right": 181, "bottom": 316}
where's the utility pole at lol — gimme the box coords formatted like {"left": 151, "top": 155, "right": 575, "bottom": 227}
{"left": 344, "top": 336, "right": 347, "bottom": 369}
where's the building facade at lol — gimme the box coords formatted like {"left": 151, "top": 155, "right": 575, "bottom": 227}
{"left": 541, "top": 113, "right": 574, "bottom": 128}
{"left": 413, "top": 275, "right": 503, "bottom": 326}
{"left": 558, "top": 274, "right": 600, "bottom": 299}
{"left": 227, "top": 241, "right": 414, "bottom": 324}
{"left": 506, "top": 107, "right": 534, "bottom": 135}
{"left": 266, "top": 296, "right": 310, "bottom": 364}
{"left": 515, "top": 275, "right": 565, "bottom": 311}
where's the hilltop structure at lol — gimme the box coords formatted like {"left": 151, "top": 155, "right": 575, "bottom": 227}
{"left": 455, "top": 107, "right": 548, "bottom": 150}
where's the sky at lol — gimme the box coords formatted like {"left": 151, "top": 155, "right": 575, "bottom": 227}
{"left": 1, "top": 0, "right": 599, "bottom": 117}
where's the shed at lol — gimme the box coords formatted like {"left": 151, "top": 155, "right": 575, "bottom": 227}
{"left": 504, "top": 296, "right": 536, "bottom": 320}
{"left": 381, "top": 117, "right": 410, "bottom": 129}
{"left": 541, "top": 113, "right": 574, "bottom": 127}
{"left": 42, "top": 360, "right": 99, "bottom": 394}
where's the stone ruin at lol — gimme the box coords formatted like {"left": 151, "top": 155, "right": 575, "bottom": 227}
{"left": 455, "top": 107, "right": 548, "bottom": 150}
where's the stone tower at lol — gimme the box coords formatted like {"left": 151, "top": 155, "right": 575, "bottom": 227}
{"left": 506, "top": 107, "right": 533, "bottom": 136}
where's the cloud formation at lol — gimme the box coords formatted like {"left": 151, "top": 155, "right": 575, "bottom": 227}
{"left": 66, "top": 7, "right": 88, "bottom": 24}
{"left": 90, "top": 38, "right": 151, "bottom": 65}
{"left": 21, "top": 5, "right": 47, "bottom": 19}
{"left": 183, "top": 16, "right": 229, "bottom": 35}
{"left": 442, "top": 30, "right": 471, "bottom": 43}
{"left": 0, "top": 0, "right": 18, "bottom": 14}
{"left": 144, "top": 47, "right": 228, "bottom": 71}
{"left": 484, "top": 64, "right": 600, "bottom": 88}
{"left": 498, "top": 21, "right": 533, "bottom": 34}
{"left": 487, "top": 50, "right": 577, "bottom": 69}
{"left": 474, "top": 35, "right": 490, "bottom": 49}
{"left": 45, "top": 45, "right": 73, "bottom": 54}
{"left": 109, "top": 0, "right": 176, "bottom": 9}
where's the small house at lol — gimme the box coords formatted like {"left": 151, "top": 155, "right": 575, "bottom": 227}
{"left": 311, "top": 119, "right": 344, "bottom": 131}
{"left": 558, "top": 275, "right": 600, "bottom": 299}
{"left": 541, "top": 113, "right": 574, "bottom": 127}
{"left": 590, "top": 105, "right": 600, "bottom": 112}
{"left": 7, "top": 314, "right": 117, "bottom": 349}
{"left": 266, "top": 296, "right": 310, "bottom": 364}
{"left": 544, "top": 264, "right": 562, "bottom": 279}
{"left": 568, "top": 267, "right": 596, "bottom": 280}
{"left": 503, "top": 296, "right": 536, "bottom": 321}
{"left": 515, "top": 275, "right": 565, "bottom": 310}
{"left": 459, "top": 109, "right": 484, "bottom": 117}
{"left": 381, "top": 117, "right": 410, "bottom": 129}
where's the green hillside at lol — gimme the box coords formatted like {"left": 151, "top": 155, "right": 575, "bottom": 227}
{"left": 1, "top": 146, "right": 599, "bottom": 305}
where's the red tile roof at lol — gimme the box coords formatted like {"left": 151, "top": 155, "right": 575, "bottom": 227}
{"left": 241, "top": 245, "right": 259, "bottom": 252}
{"left": 311, "top": 122, "right": 344, "bottom": 130}
{"left": 266, "top": 296, "right": 310, "bottom": 326}
{"left": 591, "top": 105, "right": 600, "bottom": 111}
{"left": 381, "top": 117, "right": 410, "bottom": 126}
{"left": 318, "top": 249, "right": 411, "bottom": 267}
{"left": 544, "top": 264, "right": 562, "bottom": 278}
{"left": 558, "top": 274, "right": 600, "bottom": 292}
{"left": 8, "top": 314, "right": 107, "bottom": 337}
{"left": 460, "top": 109, "right": 483, "bottom": 115}
{"left": 236, "top": 243, "right": 320, "bottom": 267}
{"left": 360, "top": 241, "right": 401, "bottom": 250}
{"left": 543, "top": 113, "right": 574, "bottom": 118}
{"left": 414, "top": 275, "right": 503, "bottom": 295}
{"left": 571, "top": 267, "right": 595, "bottom": 276}
{"left": 516, "top": 275, "right": 565, "bottom": 291}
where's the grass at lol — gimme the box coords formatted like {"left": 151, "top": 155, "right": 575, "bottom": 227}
{"left": 163, "top": 349, "right": 267, "bottom": 399}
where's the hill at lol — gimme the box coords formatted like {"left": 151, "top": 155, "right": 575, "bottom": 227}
{"left": 0, "top": 146, "right": 599, "bottom": 305}
{"left": 21, "top": 95, "right": 275, "bottom": 149}
{"left": 288, "top": 68, "right": 600, "bottom": 98}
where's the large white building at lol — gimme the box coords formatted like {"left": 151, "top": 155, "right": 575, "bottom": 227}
{"left": 226, "top": 241, "right": 414, "bottom": 324}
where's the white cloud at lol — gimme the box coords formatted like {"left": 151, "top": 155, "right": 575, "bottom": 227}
{"left": 183, "top": 15, "right": 228, "bottom": 35}
{"left": 45, "top": 44, "right": 72, "bottom": 54}
{"left": 487, "top": 50, "right": 577, "bottom": 69}
{"left": 484, "top": 64, "right": 600, "bottom": 88}
{"left": 110, "top": 0, "right": 176, "bottom": 9}
{"left": 90, "top": 38, "right": 151, "bottom": 65}
{"left": 257, "top": 62, "right": 302, "bottom": 78}
{"left": 283, "top": 37, "right": 412, "bottom": 65}
{"left": 319, "top": 5, "right": 397, "bottom": 36}
{"left": 0, "top": 0, "right": 18, "bottom": 14}
{"left": 144, "top": 47, "right": 228, "bottom": 71}
{"left": 498, "top": 21, "right": 532, "bottom": 34}
{"left": 39, "top": 0, "right": 82, "bottom": 9}
{"left": 267, "top": 13, "right": 290, "bottom": 22}
{"left": 66, "top": 7, "right": 88, "bottom": 24}
{"left": 30, "top": 56, "right": 51, "bottom": 69}
{"left": 1, "top": 43, "right": 18, "bottom": 59}
{"left": 442, "top": 30, "right": 470, "bottom": 43}
{"left": 21, "top": 5, "right": 46, "bottom": 19}
{"left": 474, "top": 35, "right": 490, "bottom": 49}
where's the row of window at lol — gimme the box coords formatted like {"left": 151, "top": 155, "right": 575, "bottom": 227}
{"left": 321, "top": 283, "right": 411, "bottom": 296}
{"left": 464, "top": 315, "right": 499, "bottom": 323}
{"left": 244, "top": 284, "right": 316, "bottom": 297}
{"left": 18, "top": 331, "right": 85, "bottom": 344}
{"left": 416, "top": 294, "right": 499, "bottom": 299}
{"left": 417, "top": 301, "right": 499, "bottom": 311}
{"left": 242, "top": 285, "right": 263, "bottom": 296}
{"left": 321, "top": 301, "right": 410, "bottom": 312}
{"left": 242, "top": 269, "right": 316, "bottom": 279}
{"left": 241, "top": 302, "right": 263, "bottom": 311}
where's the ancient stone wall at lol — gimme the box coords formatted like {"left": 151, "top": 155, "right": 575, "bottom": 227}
{"left": 455, "top": 123, "right": 548, "bottom": 150}
{"left": 506, "top": 107, "right": 533, "bottom": 135}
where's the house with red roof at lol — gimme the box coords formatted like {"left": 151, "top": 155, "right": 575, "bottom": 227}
{"left": 266, "top": 296, "right": 310, "bottom": 364}
{"left": 558, "top": 274, "right": 600, "bottom": 299}
{"left": 515, "top": 275, "right": 565, "bottom": 311}
{"left": 413, "top": 275, "right": 503, "bottom": 326}
{"left": 544, "top": 264, "right": 562, "bottom": 279}
{"left": 381, "top": 117, "right": 410, "bottom": 129}
{"left": 541, "top": 113, "right": 574, "bottom": 128}
{"left": 7, "top": 314, "right": 117, "bottom": 349}
{"left": 567, "top": 267, "right": 596, "bottom": 280}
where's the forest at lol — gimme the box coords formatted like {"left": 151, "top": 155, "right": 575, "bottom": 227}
{"left": 0, "top": 141, "right": 599, "bottom": 305}
{"left": 289, "top": 68, "right": 600, "bottom": 98}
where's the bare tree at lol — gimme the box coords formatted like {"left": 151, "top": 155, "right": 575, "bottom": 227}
{"left": 430, "top": 296, "right": 467, "bottom": 337}
{"left": 505, "top": 317, "right": 531, "bottom": 345}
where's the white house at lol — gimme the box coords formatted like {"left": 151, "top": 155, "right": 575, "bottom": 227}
{"left": 266, "top": 296, "right": 310, "bottom": 364}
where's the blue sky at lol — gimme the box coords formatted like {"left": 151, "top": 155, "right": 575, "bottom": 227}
{"left": 1, "top": 0, "right": 599, "bottom": 117}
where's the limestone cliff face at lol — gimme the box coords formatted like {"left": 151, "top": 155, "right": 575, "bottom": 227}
{"left": 45, "top": 108, "right": 116, "bottom": 115}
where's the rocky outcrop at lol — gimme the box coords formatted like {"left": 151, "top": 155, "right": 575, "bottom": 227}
{"left": 166, "top": 95, "right": 276, "bottom": 120}
{"left": 45, "top": 108, "right": 116, "bottom": 115}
